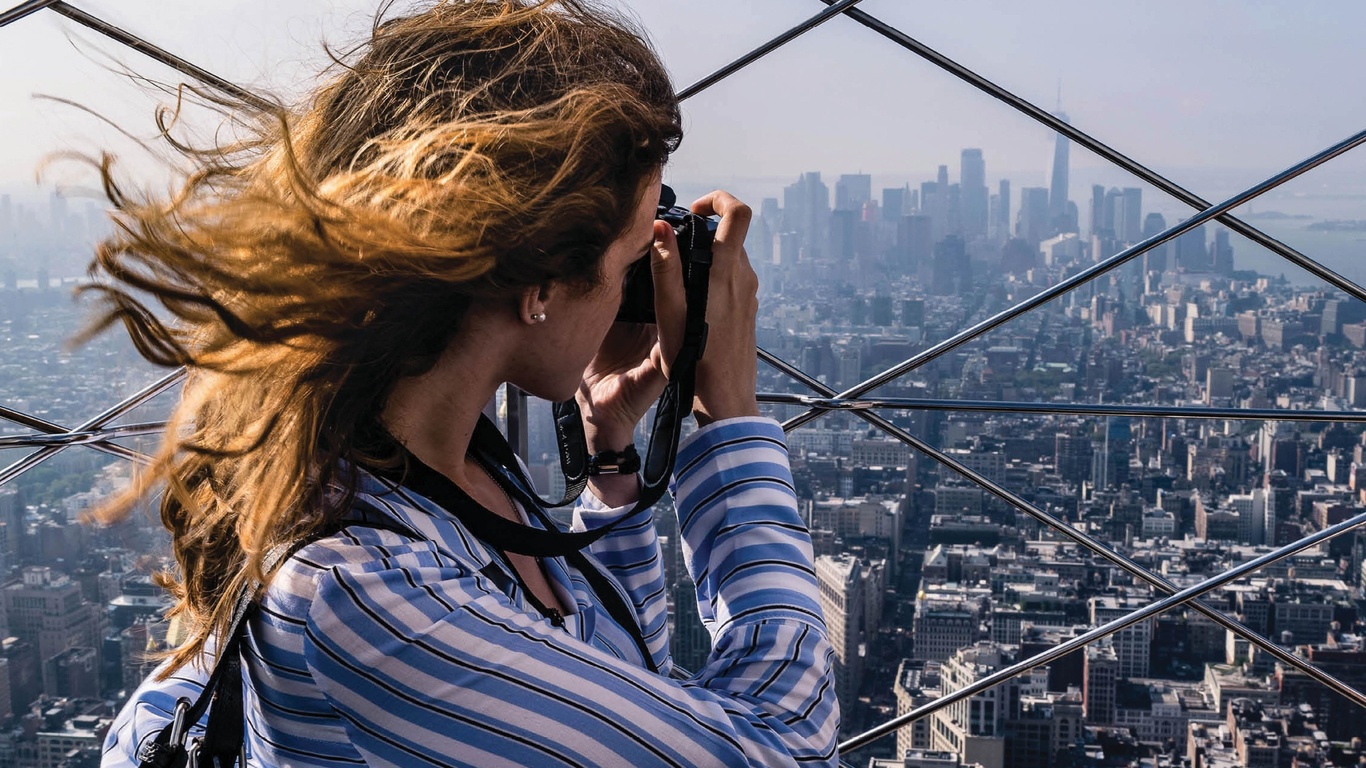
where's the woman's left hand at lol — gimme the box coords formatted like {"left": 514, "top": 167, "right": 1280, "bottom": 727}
{"left": 576, "top": 321, "right": 667, "bottom": 452}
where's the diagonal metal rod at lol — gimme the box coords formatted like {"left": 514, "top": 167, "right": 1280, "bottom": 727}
{"left": 0, "top": 421, "right": 165, "bottom": 449}
{"left": 781, "top": 124, "right": 1366, "bottom": 433}
{"left": 0, "top": 0, "right": 56, "bottom": 27}
{"left": 0, "top": 369, "right": 183, "bottom": 488}
{"left": 676, "top": 0, "right": 863, "bottom": 101}
{"left": 759, "top": 393, "right": 1366, "bottom": 424}
{"left": 821, "top": 0, "right": 1366, "bottom": 307}
{"left": 839, "top": 505, "right": 1366, "bottom": 754}
{"left": 0, "top": 405, "right": 153, "bottom": 463}
{"left": 45, "top": 1, "right": 275, "bottom": 112}
{"left": 759, "top": 348, "right": 1366, "bottom": 735}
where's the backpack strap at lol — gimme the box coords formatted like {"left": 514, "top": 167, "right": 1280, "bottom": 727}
{"left": 138, "top": 520, "right": 408, "bottom": 768}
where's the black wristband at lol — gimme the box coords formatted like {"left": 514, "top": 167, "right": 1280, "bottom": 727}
{"left": 586, "top": 444, "right": 642, "bottom": 476}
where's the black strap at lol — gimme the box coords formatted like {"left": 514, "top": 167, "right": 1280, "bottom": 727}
{"left": 518, "top": 488, "right": 660, "bottom": 674}
{"left": 380, "top": 444, "right": 660, "bottom": 672}
{"left": 138, "top": 521, "right": 408, "bottom": 768}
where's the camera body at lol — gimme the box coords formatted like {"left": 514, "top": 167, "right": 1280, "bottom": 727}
{"left": 616, "top": 186, "right": 718, "bottom": 324}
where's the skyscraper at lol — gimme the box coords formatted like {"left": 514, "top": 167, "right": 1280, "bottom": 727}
{"left": 1141, "top": 212, "right": 1168, "bottom": 274}
{"left": 1175, "top": 221, "right": 1209, "bottom": 271}
{"left": 782, "top": 172, "right": 830, "bottom": 256}
{"left": 960, "top": 148, "right": 988, "bottom": 240}
{"left": 897, "top": 214, "right": 934, "bottom": 274}
{"left": 882, "top": 186, "right": 908, "bottom": 222}
{"left": 1119, "top": 187, "right": 1142, "bottom": 243}
{"left": 5, "top": 567, "right": 105, "bottom": 696}
{"left": 995, "top": 179, "right": 1011, "bottom": 241}
{"left": 931, "top": 235, "right": 967, "bottom": 296}
{"left": 1016, "top": 187, "right": 1051, "bottom": 245}
{"left": 834, "top": 173, "right": 872, "bottom": 212}
{"left": 815, "top": 554, "right": 868, "bottom": 721}
{"left": 1048, "top": 112, "right": 1070, "bottom": 222}
{"left": 828, "top": 209, "right": 857, "bottom": 262}
{"left": 931, "top": 164, "right": 951, "bottom": 241}
{"left": 1211, "top": 227, "right": 1234, "bottom": 275}
{"left": 1089, "top": 185, "right": 1106, "bottom": 237}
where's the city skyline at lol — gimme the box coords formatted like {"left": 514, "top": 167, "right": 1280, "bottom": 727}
{"left": 3, "top": 1, "right": 1366, "bottom": 200}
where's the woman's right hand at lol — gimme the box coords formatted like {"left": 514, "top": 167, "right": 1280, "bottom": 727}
{"left": 652, "top": 190, "right": 761, "bottom": 426}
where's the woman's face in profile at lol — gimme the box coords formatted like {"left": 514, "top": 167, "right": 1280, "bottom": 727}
{"left": 517, "top": 173, "right": 664, "bottom": 401}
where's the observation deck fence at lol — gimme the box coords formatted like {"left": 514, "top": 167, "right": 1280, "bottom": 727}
{"left": 4, "top": 0, "right": 1366, "bottom": 762}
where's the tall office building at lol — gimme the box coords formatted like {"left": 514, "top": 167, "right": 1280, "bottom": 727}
{"left": 931, "top": 642, "right": 1048, "bottom": 768}
{"left": 898, "top": 214, "right": 934, "bottom": 274}
{"left": 902, "top": 298, "right": 926, "bottom": 328}
{"left": 892, "top": 661, "right": 939, "bottom": 756}
{"left": 816, "top": 554, "right": 868, "bottom": 721}
{"left": 1016, "top": 187, "right": 1051, "bottom": 245}
{"left": 1174, "top": 221, "right": 1209, "bottom": 270}
{"left": 912, "top": 600, "right": 978, "bottom": 663}
{"left": 931, "top": 235, "right": 968, "bottom": 296}
{"left": 0, "top": 489, "right": 16, "bottom": 572}
{"left": 1048, "top": 112, "right": 1070, "bottom": 223}
{"left": 828, "top": 209, "right": 857, "bottom": 262}
{"left": 1098, "top": 187, "right": 1123, "bottom": 238}
{"left": 961, "top": 148, "right": 988, "bottom": 240}
{"left": 783, "top": 172, "right": 830, "bottom": 255}
{"left": 1055, "top": 434, "right": 1093, "bottom": 487}
{"left": 1141, "top": 212, "right": 1169, "bottom": 274}
{"left": 834, "top": 173, "right": 872, "bottom": 212}
{"left": 1089, "top": 185, "right": 1106, "bottom": 238}
{"left": 882, "top": 186, "right": 909, "bottom": 222}
{"left": 1083, "top": 643, "right": 1119, "bottom": 724}
{"left": 1211, "top": 227, "right": 1234, "bottom": 275}
{"left": 1228, "top": 490, "right": 1268, "bottom": 546}
{"left": 994, "top": 179, "right": 1011, "bottom": 241}
{"left": 1089, "top": 596, "right": 1151, "bottom": 679}
{"left": 4, "top": 567, "right": 105, "bottom": 695}
{"left": 1119, "top": 187, "right": 1142, "bottom": 243}
{"left": 926, "top": 165, "right": 951, "bottom": 241}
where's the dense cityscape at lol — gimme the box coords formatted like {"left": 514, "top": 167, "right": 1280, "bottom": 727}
{"left": 4, "top": 110, "right": 1366, "bottom": 767}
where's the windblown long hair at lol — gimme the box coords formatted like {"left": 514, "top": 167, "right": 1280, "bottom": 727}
{"left": 83, "top": 0, "right": 682, "bottom": 671}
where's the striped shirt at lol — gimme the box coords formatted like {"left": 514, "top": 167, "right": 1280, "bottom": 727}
{"left": 103, "top": 417, "right": 838, "bottom": 766}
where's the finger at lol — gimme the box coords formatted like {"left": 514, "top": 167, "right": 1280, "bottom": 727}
{"left": 689, "top": 190, "right": 752, "bottom": 277}
{"left": 651, "top": 219, "right": 686, "bottom": 363}
{"left": 688, "top": 189, "right": 750, "bottom": 222}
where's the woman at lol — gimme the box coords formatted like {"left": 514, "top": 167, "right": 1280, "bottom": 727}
{"left": 98, "top": 1, "right": 837, "bottom": 766}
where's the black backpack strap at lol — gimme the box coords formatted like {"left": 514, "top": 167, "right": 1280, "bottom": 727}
{"left": 138, "top": 520, "right": 401, "bottom": 768}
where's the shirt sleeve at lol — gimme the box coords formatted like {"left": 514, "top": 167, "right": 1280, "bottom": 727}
{"left": 302, "top": 417, "right": 837, "bottom": 767}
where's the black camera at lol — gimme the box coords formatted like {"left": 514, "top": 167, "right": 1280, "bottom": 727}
{"left": 616, "top": 185, "right": 718, "bottom": 324}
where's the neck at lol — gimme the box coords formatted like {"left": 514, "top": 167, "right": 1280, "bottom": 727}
{"left": 381, "top": 317, "right": 508, "bottom": 486}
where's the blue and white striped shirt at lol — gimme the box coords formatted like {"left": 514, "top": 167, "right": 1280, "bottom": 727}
{"left": 103, "top": 417, "right": 838, "bottom": 766}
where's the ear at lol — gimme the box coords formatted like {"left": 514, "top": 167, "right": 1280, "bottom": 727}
{"left": 517, "top": 284, "right": 552, "bottom": 325}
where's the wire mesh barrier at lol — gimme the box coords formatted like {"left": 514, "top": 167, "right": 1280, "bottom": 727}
{"left": 3, "top": 1, "right": 1366, "bottom": 765}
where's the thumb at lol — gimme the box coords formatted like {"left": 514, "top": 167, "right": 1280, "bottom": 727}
{"left": 651, "top": 220, "right": 686, "bottom": 360}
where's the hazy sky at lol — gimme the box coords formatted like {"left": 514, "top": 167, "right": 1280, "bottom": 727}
{"left": 3, "top": 0, "right": 1365, "bottom": 214}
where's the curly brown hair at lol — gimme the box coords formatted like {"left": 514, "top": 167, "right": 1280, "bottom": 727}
{"left": 82, "top": 0, "right": 682, "bottom": 672}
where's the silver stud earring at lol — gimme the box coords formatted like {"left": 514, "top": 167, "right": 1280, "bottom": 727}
{"left": 531, "top": 312, "right": 547, "bottom": 323}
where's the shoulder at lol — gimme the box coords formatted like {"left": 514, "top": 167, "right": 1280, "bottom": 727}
{"left": 264, "top": 517, "right": 471, "bottom": 617}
